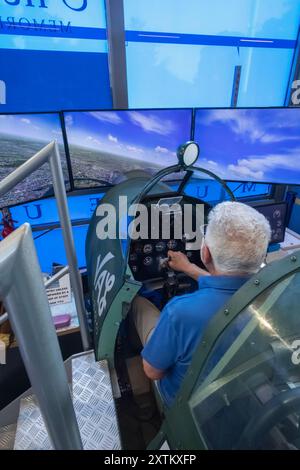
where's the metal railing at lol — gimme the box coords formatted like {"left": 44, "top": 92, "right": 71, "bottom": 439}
{"left": 0, "top": 223, "right": 83, "bottom": 449}
{"left": 0, "top": 141, "right": 90, "bottom": 350}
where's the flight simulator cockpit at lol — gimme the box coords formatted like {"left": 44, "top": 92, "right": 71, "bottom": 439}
{"left": 1, "top": 107, "right": 300, "bottom": 451}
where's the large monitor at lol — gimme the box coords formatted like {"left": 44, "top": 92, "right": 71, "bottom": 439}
{"left": 64, "top": 109, "right": 192, "bottom": 189}
{"left": 194, "top": 108, "right": 300, "bottom": 185}
{"left": 0, "top": 113, "right": 69, "bottom": 209}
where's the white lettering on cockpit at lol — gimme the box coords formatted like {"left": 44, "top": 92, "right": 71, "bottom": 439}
{"left": 94, "top": 252, "right": 115, "bottom": 318}
{"left": 291, "top": 80, "right": 300, "bottom": 106}
{"left": 291, "top": 339, "right": 300, "bottom": 365}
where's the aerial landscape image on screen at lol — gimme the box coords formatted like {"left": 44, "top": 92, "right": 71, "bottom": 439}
{"left": 0, "top": 113, "right": 69, "bottom": 208}
{"left": 194, "top": 108, "right": 300, "bottom": 185}
{"left": 64, "top": 109, "right": 192, "bottom": 188}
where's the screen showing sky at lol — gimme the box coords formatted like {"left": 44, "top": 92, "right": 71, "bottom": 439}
{"left": 194, "top": 108, "right": 300, "bottom": 185}
{"left": 64, "top": 109, "right": 192, "bottom": 188}
{"left": 0, "top": 113, "right": 69, "bottom": 208}
{"left": 124, "top": 0, "right": 300, "bottom": 107}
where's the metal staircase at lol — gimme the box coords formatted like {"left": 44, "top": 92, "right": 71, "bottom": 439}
{"left": 1, "top": 352, "right": 121, "bottom": 450}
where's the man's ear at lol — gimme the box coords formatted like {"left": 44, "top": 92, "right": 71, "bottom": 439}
{"left": 201, "top": 243, "right": 213, "bottom": 266}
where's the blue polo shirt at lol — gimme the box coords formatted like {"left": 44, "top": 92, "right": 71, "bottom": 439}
{"left": 141, "top": 275, "right": 249, "bottom": 407}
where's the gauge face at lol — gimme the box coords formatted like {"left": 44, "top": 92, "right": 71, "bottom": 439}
{"left": 167, "top": 240, "right": 177, "bottom": 250}
{"left": 155, "top": 241, "right": 166, "bottom": 252}
{"left": 273, "top": 229, "right": 282, "bottom": 240}
{"left": 273, "top": 210, "right": 281, "bottom": 219}
{"left": 130, "top": 253, "right": 138, "bottom": 262}
{"left": 143, "top": 256, "right": 153, "bottom": 266}
{"left": 143, "top": 244, "right": 153, "bottom": 254}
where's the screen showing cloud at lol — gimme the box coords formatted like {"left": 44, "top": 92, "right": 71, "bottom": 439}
{"left": 65, "top": 109, "right": 191, "bottom": 189}
{"left": 194, "top": 108, "right": 300, "bottom": 185}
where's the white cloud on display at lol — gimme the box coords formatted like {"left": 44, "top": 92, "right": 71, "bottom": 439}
{"left": 200, "top": 109, "right": 300, "bottom": 181}
{"left": 126, "top": 145, "right": 144, "bottom": 154}
{"left": 204, "top": 109, "right": 299, "bottom": 145}
{"left": 108, "top": 134, "right": 118, "bottom": 143}
{"left": 153, "top": 44, "right": 203, "bottom": 85}
{"left": 155, "top": 146, "right": 169, "bottom": 153}
{"left": 87, "top": 111, "right": 123, "bottom": 125}
{"left": 231, "top": 149, "right": 300, "bottom": 176}
{"left": 127, "top": 111, "right": 175, "bottom": 135}
{"left": 65, "top": 115, "right": 73, "bottom": 126}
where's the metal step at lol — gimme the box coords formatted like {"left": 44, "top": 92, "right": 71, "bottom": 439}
{"left": 14, "top": 352, "right": 121, "bottom": 450}
{"left": 0, "top": 423, "right": 17, "bottom": 450}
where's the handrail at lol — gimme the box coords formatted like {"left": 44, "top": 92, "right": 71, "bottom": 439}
{"left": 0, "top": 224, "right": 83, "bottom": 449}
{"left": 0, "top": 141, "right": 90, "bottom": 350}
{"left": 44, "top": 266, "right": 70, "bottom": 289}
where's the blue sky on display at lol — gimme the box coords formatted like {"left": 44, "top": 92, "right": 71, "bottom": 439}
{"left": 194, "top": 108, "right": 300, "bottom": 184}
{"left": 124, "top": 0, "right": 300, "bottom": 107}
{"left": 65, "top": 110, "right": 192, "bottom": 166}
{"left": 0, "top": 113, "right": 64, "bottom": 142}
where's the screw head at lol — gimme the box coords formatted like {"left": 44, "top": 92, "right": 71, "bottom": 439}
{"left": 224, "top": 308, "right": 230, "bottom": 316}
{"left": 254, "top": 279, "right": 260, "bottom": 286}
{"left": 291, "top": 255, "right": 297, "bottom": 262}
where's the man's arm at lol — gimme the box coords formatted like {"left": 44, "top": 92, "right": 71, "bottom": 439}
{"left": 168, "top": 250, "right": 210, "bottom": 281}
{"left": 142, "top": 359, "right": 166, "bottom": 380}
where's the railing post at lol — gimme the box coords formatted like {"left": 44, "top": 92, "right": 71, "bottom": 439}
{"left": 0, "top": 224, "right": 83, "bottom": 450}
{"left": 49, "top": 142, "right": 90, "bottom": 351}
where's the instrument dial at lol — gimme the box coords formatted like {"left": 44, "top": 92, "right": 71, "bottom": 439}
{"left": 155, "top": 241, "right": 166, "bottom": 252}
{"left": 130, "top": 253, "right": 138, "bottom": 262}
{"left": 143, "top": 256, "right": 153, "bottom": 266}
{"left": 273, "top": 210, "right": 281, "bottom": 219}
{"left": 143, "top": 244, "right": 153, "bottom": 254}
{"left": 167, "top": 240, "right": 177, "bottom": 250}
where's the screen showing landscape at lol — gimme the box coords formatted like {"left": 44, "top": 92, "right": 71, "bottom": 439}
{"left": 64, "top": 109, "right": 192, "bottom": 188}
{"left": 194, "top": 108, "right": 300, "bottom": 185}
{"left": 0, "top": 113, "right": 69, "bottom": 208}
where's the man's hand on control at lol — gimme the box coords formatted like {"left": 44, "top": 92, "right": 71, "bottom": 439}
{"left": 168, "top": 250, "right": 210, "bottom": 281}
{"left": 167, "top": 250, "right": 190, "bottom": 273}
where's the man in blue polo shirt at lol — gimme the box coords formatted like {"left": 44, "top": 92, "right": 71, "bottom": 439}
{"left": 131, "top": 201, "right": 271, "bottom": 407}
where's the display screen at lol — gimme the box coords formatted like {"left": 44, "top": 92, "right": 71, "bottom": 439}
{"left": 124, "top": 0, "right": 300, "bottom": 108}
{"left": 0, "top": 113, "right": 69, "bottom": 208}
{"left": 194, "top": 108, "right": 300, "bottom": 185}
{"left": 64, "top": 109, "right": 192, "bottom": 188}
{"left": 254, "top": 202, "right": 287, "bottom": 244}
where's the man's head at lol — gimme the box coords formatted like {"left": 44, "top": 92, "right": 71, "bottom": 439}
{"left": 201, "top": 201, "right": 271, "bottom": 275}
